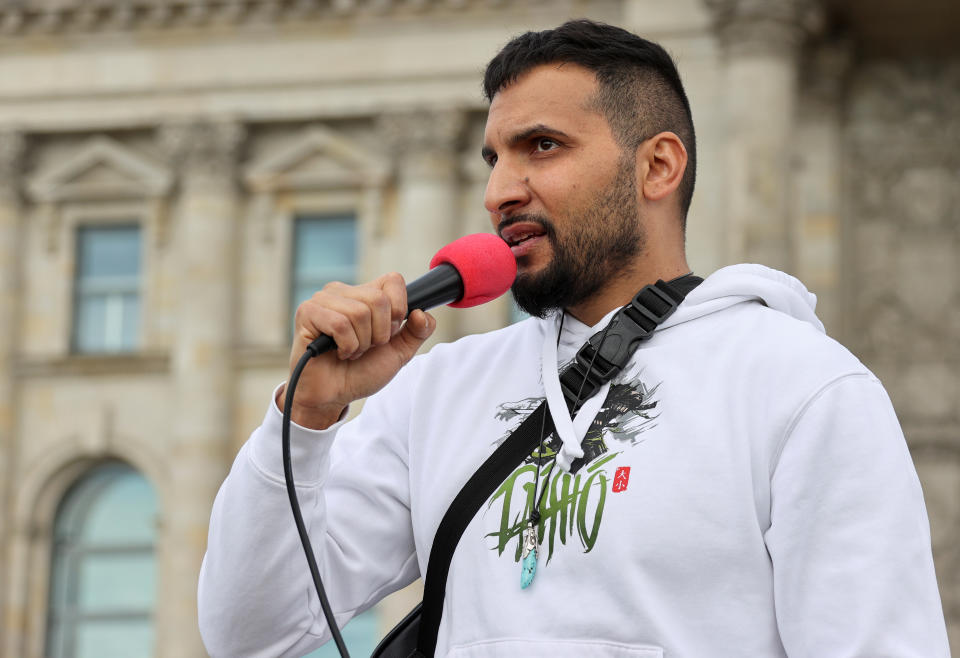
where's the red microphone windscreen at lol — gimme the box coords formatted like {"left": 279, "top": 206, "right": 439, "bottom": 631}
{"left": 429, "top": 233, "right": 517, "bottom": 308}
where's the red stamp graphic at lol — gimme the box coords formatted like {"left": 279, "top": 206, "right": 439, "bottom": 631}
{"left": 612, "top": 466, "right": 631, "bottom": 493}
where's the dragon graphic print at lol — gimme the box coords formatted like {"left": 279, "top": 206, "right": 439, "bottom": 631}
{"left": 485, "top": 361, "right": 663, "bottom": 565}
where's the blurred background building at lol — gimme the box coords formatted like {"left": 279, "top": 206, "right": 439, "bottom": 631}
{"left": 0, "top": 0, "right": 957, "bottom": 656}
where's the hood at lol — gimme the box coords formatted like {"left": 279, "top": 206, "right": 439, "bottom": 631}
{"left": 662, "top": 264, "right": 825, "bottom": 334}
{"left": 539, "top": 264, "right": 824, "bottom": 473}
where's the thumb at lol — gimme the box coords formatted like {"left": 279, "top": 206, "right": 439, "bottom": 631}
{"left": 390, "top": 310, "right": 436, "bottom": 365}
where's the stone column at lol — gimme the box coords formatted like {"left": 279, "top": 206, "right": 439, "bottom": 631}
{"left": 706, "top": 0, "right": 821, "bottom": 270}
{"left": 157, "top": 120, "right": 244, "bottom": 658}
{"left": 841, "top": 61, "right": 960, "bottom": 646}
{"left": 0, "top": 130, "right": 24, "bottom": 656}
{"left": 791, "top": 42, "right": 851, "bottom": 333}
{"left": 378, "top": 108, "right": 464, "bottom": 342}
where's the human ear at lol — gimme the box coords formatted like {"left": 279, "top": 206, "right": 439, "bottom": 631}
{"left": 639, "top": 132, "right": 687, "bottom": 202}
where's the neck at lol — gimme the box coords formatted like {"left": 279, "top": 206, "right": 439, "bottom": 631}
{"left": 565, "top": 255, "right": 690, "bottom": 326}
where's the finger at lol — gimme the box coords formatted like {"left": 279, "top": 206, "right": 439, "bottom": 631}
{"left": 298, "top": 283, "right": 387, "bottom": 358}
{"left": 295, "top": 300, "right": 360, "bottom": 359}
{"left": 338, "top": 297, "right": 373, "bottom": 358}
{"left": 312, "top": 284, "right": 391, "bottom": 352}
{"left": 375, "top": 272, "right": 408, "bottom": 325}
{"left": 406, "top": 309, "right": 435, "bottom": 340}
{"left": 390, "top": 310, "right": 436, "bottom": 366}
{"left": 347, "top": 285, "right": 393, "bottom": 347}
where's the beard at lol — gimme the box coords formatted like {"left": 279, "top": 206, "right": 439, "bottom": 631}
{"left": 508, "top": 161, "right": 646, "bottom": 319}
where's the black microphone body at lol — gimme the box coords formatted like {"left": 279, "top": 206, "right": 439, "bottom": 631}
{"left": 306, "top": 264, "right": 463, "bottom": 356}
{"left": 404, "top": 263, "right": 464, "bottom": 314}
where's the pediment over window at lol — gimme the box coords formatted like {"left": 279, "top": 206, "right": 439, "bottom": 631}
{"left": 27, "top": 136, "right": 173, "bottom": 203}
{"left": 244, "top": 125, "right": 389, "bottom": 193}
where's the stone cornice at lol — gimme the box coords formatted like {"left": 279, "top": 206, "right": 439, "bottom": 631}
{"left": 14, "top": 352, "right": 171, "bottom": 378}
{"left": 0, "top": 0, "right": 515, "bottom": 36}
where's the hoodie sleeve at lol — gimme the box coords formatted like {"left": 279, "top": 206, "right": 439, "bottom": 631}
{"left": 197, "top": 382, "right": 420, "bottom": 658}
{"left": 764, "top": 373, "right": 950, "bottom": 657}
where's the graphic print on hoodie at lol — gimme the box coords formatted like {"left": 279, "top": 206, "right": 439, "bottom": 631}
{"left": 481, "top": 266, "right": 831, "bottom": 572}
{"left": 484, "top": 363, "right": 663, "bottom": 565}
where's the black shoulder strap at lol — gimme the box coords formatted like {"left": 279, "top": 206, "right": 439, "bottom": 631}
{"left": 415, "top": 401, "right": 554, "bottom": 656}
{"left": 414, "top": 274, "right": 701, "bottom": 657}
{"left": 559, "top": 273, "right": 701, "bottom": 413}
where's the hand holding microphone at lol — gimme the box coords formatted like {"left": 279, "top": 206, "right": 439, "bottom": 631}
{"left": 280, "top": 233, "right": 515, "bottom": 658}
{"left": 281, "top": 233, "right": 517, "bottom": 429}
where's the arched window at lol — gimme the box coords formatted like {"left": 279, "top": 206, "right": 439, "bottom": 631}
{"left": 46, "top": 462, "right": 158, "bottom": 658}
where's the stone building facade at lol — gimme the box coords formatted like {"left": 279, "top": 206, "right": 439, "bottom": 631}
{"left": 0, "top": 0, "right": 956, "bottom": 656}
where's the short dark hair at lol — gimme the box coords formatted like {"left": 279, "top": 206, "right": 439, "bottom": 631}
{"left": 484, "top": 19, "right": 697, "bottom": 221}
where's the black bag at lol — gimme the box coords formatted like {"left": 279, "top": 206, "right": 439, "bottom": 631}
{"left": 370, "top": 603, "right": 423, "bottom": 658}
{"left": 371, "top": 276, "right": 701, "bottom": 658}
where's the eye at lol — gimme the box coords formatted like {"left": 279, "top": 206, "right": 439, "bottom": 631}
{"left": 485, "top": 153, "right": 498, "bottom": 167}
{"left": 534, "top": 137, "right": 559, "bottom": 153}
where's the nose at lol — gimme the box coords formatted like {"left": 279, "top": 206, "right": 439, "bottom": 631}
{"left": 484, "top": 159, "right": 531, "bottom": 217}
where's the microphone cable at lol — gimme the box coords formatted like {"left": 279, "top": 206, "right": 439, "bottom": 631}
{"left": 278, "top": 233, "right": 515, "bottom": 658}
{"left": 282, "top": 336, "right": 352, "bottom": 658}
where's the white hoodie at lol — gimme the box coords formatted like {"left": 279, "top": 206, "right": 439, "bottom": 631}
{"left": 199, "top": 265, "right": 950, "bottom": 658}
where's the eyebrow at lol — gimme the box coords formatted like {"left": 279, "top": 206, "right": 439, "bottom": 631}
{"left": 481, "top": 123, "right": 572, "bottom": 162}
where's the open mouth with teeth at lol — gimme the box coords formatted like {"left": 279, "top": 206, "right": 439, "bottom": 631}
{"left": 506, "top": 230, "right": 544, "bottom": 247}
{"left": 499, "top": 221, "right": 550, "bottom": 260}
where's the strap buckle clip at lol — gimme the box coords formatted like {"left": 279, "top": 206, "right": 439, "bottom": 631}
{"left": 559, "top": 280, "right": 683, "bottom": 413}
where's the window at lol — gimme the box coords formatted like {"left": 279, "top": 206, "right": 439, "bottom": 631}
{"left": 73, "top": 225, "right": 141, "bottom": 354}
{"left": 46, "top": 462, "right": 158, "bottom": 658}
{"left": 290, "top": 214, "right": 357, "bottom": 325}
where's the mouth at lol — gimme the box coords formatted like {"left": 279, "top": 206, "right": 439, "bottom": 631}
{"left": 498, "top": 222, "right": 549, "bottom": 262}
{"left": 499, "top": 222, "right": 548, "bottom": 248}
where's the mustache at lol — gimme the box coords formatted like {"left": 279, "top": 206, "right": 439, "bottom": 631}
{"left": 496, "top": 214, "right": 557, "bottom": 240}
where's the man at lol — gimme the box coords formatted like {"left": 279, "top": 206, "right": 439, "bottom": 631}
{"left": 199, "top": 20, "right": 949, "bottom": 657}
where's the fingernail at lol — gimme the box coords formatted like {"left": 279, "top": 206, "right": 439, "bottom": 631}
{"left": 391, "top": 320, "right": 401, "bottom": 335}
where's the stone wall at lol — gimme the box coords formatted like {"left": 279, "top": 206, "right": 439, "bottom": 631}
{"left": 842, "top": 57, "right": 960, "bottom": 648}
{"left": 0, "top": 0, "right": 956, "bottom": 655}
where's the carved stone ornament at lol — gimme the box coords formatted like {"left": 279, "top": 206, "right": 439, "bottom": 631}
{"left": 704, "top": 0, "right": 824, "bottom": 57}
{"left": 27, "top": 135, "right": 173, "bottom": 204}
{"left": 159, "top": 120, "right": 246, "bottom": 191}
{"left": 801, "top": 39, "right": 854, "bottom": 105}
{"left": 846, "top": 60, "right": 960, "bottom": 169}
{"left": 243, "top": 124, "right": 389, "bottom": 194}
{"left": 376, "top": 108, "right": 465, "bottom": 164}
{"left": 0, "top": 0, "right": 516, "bottom": 34}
